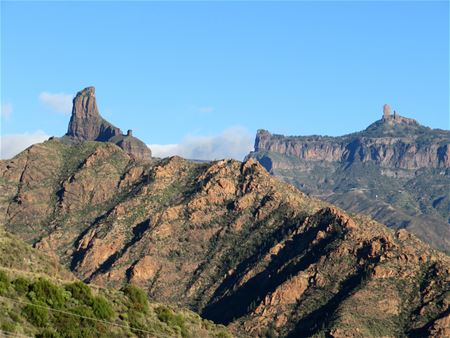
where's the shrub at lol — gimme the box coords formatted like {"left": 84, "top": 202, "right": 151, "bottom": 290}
{"left": 65, "top": 281, "right": 93, "bottom": 305}
{"left": 52, "top": 312, "right": 82, "bottom": 336}
{"left": 8, "top": 310, "right": 21, "bottom": 323}
{"left": 71, "top": 304, "right": 95, "bottom": 318}
{"left": 29, "top": 278, "right": 65, "bottom": 307}
{"left": 123, "top": 284, "right": 148, "bottom": 312}
{"left": 128, "top": 309, "right": 148, "bottom": 332}
{"left": 155, "top": 306, "right": 189, "bottom": 337}
{"left": 92, "top": 296, "right": 114, "bottom": 320}
{"left": 1, "top": 321, "right": 16, "bottom": 333}
{"left": 13, "top": 277, "right": 30, "bottom": 295}
{"left": 0, "top": 270, "right": 9, "bottom": 295}
{"left": 23, "top": 302, "right": 49, "bottom": 327}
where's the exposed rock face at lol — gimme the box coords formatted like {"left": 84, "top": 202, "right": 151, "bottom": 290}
{"left": 64, "top": 86, "right": 152, "bottom": 161}
{"left": 249, "top": 107, "right": 450, "bottom": 252}
{"left": 254, "top": 120, "right": 449, "bottom": 170}
{"left": 66, "top": 87, "right": 121, "bottom": 141}
{"left": 0, "top": 139, "right": 449, "bottom": 337}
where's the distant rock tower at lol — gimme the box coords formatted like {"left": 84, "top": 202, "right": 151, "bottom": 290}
{"left": 65, "top": 86, "right": 152, "bottom": 160}
{"left": 383, "top": 104, "right": 391, "bottom": 120}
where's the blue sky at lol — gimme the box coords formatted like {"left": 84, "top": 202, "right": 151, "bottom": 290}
{"left": 1, "top": 1, "right": 449, "bottom": 159}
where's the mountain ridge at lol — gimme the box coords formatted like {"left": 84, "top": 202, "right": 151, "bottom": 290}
{"left": 1, "top": 92, "right": 449, "bottom": 337}
{"left": 248, "top": 105, "right": 450, "bottom": 252}
{"left": 1, "top": 138, "right": 449, "bottom": 337}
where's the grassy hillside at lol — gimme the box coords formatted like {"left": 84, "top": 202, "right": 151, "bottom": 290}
{"left": 0, "top": 230, "right": 231, "bottom": 338}
{"left": 0, "top": 272, "right": 231, "bottom": 338}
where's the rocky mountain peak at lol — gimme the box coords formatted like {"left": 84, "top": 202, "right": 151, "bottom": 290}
{"left": 72, "top": 86, "right": 98, "bottom": 119}
{"left": 380, "top": 103, "right": 419, "bottom": 127}
{"left": 248, "top": 106, "right": 450, "bottom": 252}
{"left": 66, "top": 86, "right": 121, "bottom": 141}
{"left": 65, "top": 86, "right": 151, "bottom": 160}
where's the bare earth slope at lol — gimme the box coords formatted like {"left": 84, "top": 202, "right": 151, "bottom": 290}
{"left": 1, "top": 138, "right": 449, "bottom": 337}
{"left": 247, "top": 107, "right": 450, "bottom": 252}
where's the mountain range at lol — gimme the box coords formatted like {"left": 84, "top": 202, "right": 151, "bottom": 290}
{"left": 0, "top": 87, "right": 449, "bottom": 337}
{"left": 247, "top": 105, "right": 450, "bottom": 253}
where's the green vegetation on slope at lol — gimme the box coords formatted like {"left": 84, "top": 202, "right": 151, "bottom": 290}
{"left": 0, "top": 270, "right": 231, "bottom": 338}
{"left": 0, "top": 229, "right": 231, "bottom": 338}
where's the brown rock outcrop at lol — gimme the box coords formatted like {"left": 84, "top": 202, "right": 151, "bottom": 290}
{"left": 254, "top": 129, "right": 449, "bottom": 170}
{"left": 66, "top": 87, "right": 121, "bottom": 141}
{"left": 65, "top": 86, "right": 152, "bottom": 160}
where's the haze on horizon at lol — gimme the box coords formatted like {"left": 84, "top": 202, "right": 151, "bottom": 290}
{"left": 1, "top": 1, "right": 449, "bottom": 160}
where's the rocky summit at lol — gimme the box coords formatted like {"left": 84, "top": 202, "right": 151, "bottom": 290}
{"left": 248, "top": 105, "right": 450, "bottom": 252}
{"left": 1, "top": 128, "right": 449, "bottom": 336}
{"left": 64, "top": 86, "right": 152, "bottom": 161}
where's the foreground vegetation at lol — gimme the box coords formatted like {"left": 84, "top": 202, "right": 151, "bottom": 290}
{"left": 0, "top": 269, "right": 231, "bottom": 337}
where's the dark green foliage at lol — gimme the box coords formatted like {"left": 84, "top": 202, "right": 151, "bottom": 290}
{"left": 1, "top": 321, "right": 16, "bottom": 333}
{"left": 13, "top": 277, "right": 30, "bottom": 295}
{"left": 52, "top": 311, "right": 99, "bottom": 338}
{"left": 23, "top": 302, "right": 49, "bottom": 327}
{"left": 0, "top": 270, "right": 9, "bottom": 295}
{"left": 65, "top": 281, "right": 93, "bottom": 305}
{"left": 123, "top": 284, "right": 148, "bottom": 312}
{"left": 92, "top": 296, "right": 113, "bottom": 320}
{"left": 127, "top": 309, "right": 148, "bottom": 332}
{"left": 28, "top": 278, "right": 65, "bottom": 307}
{"left": 155, "top": 305, "right": 189, "bottom": 337}
{"left": 8, "top": 310, "right": 21, "bottom": 322}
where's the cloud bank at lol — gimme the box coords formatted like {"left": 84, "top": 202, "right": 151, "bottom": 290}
{"left": 0, "top": 131, "right": 50, "bottom": 159}
{"left": 149, "top": 127, "right": 254, "bottom": 161}
{"left": 39, "top": 92, "right": 73, "bottom": 114}
{"left": 0, "top": 127, "right": 254, "bottom": 161}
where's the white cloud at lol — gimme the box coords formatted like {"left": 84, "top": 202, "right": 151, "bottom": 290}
{"left": 1, "top": 103, "right": 13, "bottom": 119}
{"left": 148, "top": 127, "right": 253, "bottom": 161}
{"left": 0, "top": 131, "right": 50, "bottom": 159}
{"left": 39, "top": 92, "right": 73, "bottom": 114}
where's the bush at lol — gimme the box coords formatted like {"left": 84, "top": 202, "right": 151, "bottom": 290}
{"left": 155, "top": 306, "right": 189, "bottom": 337}
{"left": 0, "top": 270, "right": 10, "bottom": 295}
{"left": 123, "top": 284, "right": 148, "bottom": 312}
{"left": 128, "top": 309, "right": 148, "bottom": 332}
{"left": 92, "top": 296, "right": 114, "bottom": 320}
{"left": 65, "top": 281, "right": 93, "bottom": 305}
{"left": 1, "top": 321, "right": 16, "bottom": 333}
{"left": 8, "top": 310, "right": 21, "bottom": 323}
{"left": 29, "top": 279, "right": 65, "bottom": 307}
{"left": 23, "top": 302, "right": 49, "bottom": 327}
{"left": 71, "top": 304, "right": 95, "bottom": 318}
{"left": 13, "top": 277, "right": 30, "bottom": 295}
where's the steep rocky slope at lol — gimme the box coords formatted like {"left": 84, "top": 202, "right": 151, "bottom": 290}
{"left": 247, "top": 105, "right": 450, "bottom": 252}
{"left": 1, "top": 138, "right": 449, "bottom": 337}
{"left": 64, "top": 86, "right": 152, "bottom": 161}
